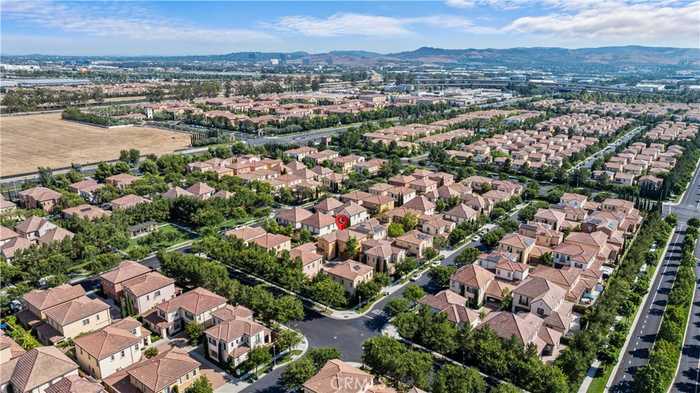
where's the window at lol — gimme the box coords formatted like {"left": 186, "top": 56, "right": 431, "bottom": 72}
{"left": 155, "top": 290, "right": 161, "bottom": 297}
{"left": 82, "top": 318, "right": 90, "bottom": 326}
{"left": 96, "top": 314, "right": 100, "bottom": 320}
{"left": 121, "top": 350, "right": 125, "bottom": 357}
{"left": 537, "top": 307, "right": 545, "bottom": 316}
{"left": 519, "top": 297, "right": 529, "bottom": 306}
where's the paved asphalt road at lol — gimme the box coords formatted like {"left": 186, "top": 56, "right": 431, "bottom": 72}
{"left": 569, "top": 125, "right": 645, "bottom": 174}
{"left": 671, "top": 160, "right": 700, "bottom": 393}
{"left": 608, "top": 226, "right": 686, "bottom": 392}
{"left": 610, "top": 159, "right": 700, "bottom": 392}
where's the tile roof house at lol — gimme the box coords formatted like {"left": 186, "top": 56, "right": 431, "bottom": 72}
{"left": 479, "top": 311, "right": 562, "bottom": 357}
{"left": 1, "top": 237, "right": 31, "bottom": 260}
{"left": 211, "top": 304, "right": 254, "bottom": 325}
{"left": 394, "top": 230, "right": 434, "bottom": 259}
{"left": 37, "top": 227, "right": 74, "bottom": 246}
{"left": 301, "top": 212, "right": 337, "bottom": 236}
{"left": 122, "top": 271, "right": 177, "bottom": 315}
{"left": 8, "top": 346, "right": 79, "bottom": 393}
{"left": 314, "top": 197, "right": 345, "bottom": 215}
{"left": 450, "top": 264, "right": 495, "bottom": 307}
{"left": 0, "top": 197, "right": 16, "bottom": 215}
{"left": 323, "top": 261, "right": 374, "bottom": 295}
{"left": 111, "top": 194, "right": 150, "bottom": 210}
{"left": 0, "top": 332, "right": 26, "bottom": 391}
{"left": 20, "top": 284, "right": 86, "bottom": 326}
{"left": 204, "top": 318, "right": 271, "bottom": 366}
{"left": 462, "top": 193, "right": 492, "bottom": 215}
{"left": 276, "top": 207, "right": 313, "bottom": 229}
{"left": 62, "top": 204, "right": 111, "bottom": 221}
{"left": 420, "top": 214, "right": 456, "bottom": 237}
{"left": 105, "top": 173, "right": 139, "bottom": 190}
{"left": 161, "top": 186, "right": 194, "bottom": 200}
{"left": 15, "top": 216, "right": 57, "bottom": 243}
{"left": 117, "top": 348, "right": 201, "bottom": 393}
{"left": 498, "top": 233, "right": 536, "bottom": 264}
{"left": 100, "top": 260, "right": 152, "bottom": 300}
{"left": 418, "top": 289, "right": 480, "bottom": 327}
{"left": 18, "top": 187, "right": 62, "bottom": 212}
{"left": 401, "top": 196, "right": 435, "bottom": 216}
{"left": 44, "top": 375, "right": 105, "bottom": 393}
{"left": 144, "top": 288, "right": 226, "bottom": 339}
{"left": 533, "top": 208, "right": 567, "bottom": 231}
{"left": 444, "top": 203, "right": 478, "bottom": 224}
{"left": 530, "top": 265, "right": 599, "bottom": 304}
{"left": 38, "top": 296, "right": 111, "bottom": 344}
{"left": 336, "top": 202, "right": 369, "bottom": 226}
{"left": 553, "top": 241, "right": 598, "bottom": 270}
{"left": 511, "top": 276, "right": 574, "bottom": 334}
{"left": 69, "top": 179, "right": 103, "bottom": 203}
{"left": 290, "top": 243, "right": 324, "bottom": 279}
{"left": 361, "top": 240, "right": 406, "bottom": 274}
{"left": 225, "top": 226, "right": 266, "bottom": 243}
{"left": 74, "top": 318, "right": 150, "bottom": 379}
{"left": 252, "top": 233, "right": 292, "bottom": 253}
{"left": 186, "top": 182, "right": 216, "bottom": 200}
{"left": 359, "top": 194, "right": 395, "bottom": 215}
{"left": 303, "top": 359, "right": 374, "bottom": 393}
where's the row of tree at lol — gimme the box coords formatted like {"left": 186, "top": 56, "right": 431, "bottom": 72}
{"left": 633, "top": 218, "right": 699, "bottom": 392}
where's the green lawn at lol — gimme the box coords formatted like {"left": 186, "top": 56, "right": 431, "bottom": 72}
{"left": 125, "top": 224, "right": 195, "bottom": 258}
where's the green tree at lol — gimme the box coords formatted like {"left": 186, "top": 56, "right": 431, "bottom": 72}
{"left": 144, "top": 347, "right": 159, "bottom": 359}
{"left": 276, "top": 329, "right": 302, "bottom": 354}
{"left": 403, "top": 284, "right": 426, "bottom": 303}
{"left": 456, "top": 247, "right": 480, "bottom": 266}
{"left": 185, "top": 321, "right": 204, "bottom": 344}
{"left": 388, "top": 222, "right": 405, "bottom": 238}
{"left": 280, "top": 356, "right": 316, "bottom": 390}
{"left": 247, "top": 346, "right": 272, "bottom": 376}
{"left": 428, "top": 265, "right": 456, "bottom": 288}
{"left": 184, "top": 376, "right": 213, "bottom": 393}
{"left": 432, "top": 364, "right": 486, "bottom": 393}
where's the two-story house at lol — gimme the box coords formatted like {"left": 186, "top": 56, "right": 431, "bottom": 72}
{"left": 100, "top": 260, "right": 152, "bottom": 301}
{"left": 204, "top": 319, "right": 271, "bottom": 366}
{"left": 394, "top": 230, "right": 434, "bottom": 259}
{"left": 74, "top": 318, "right": 150, "bottom": 379}
{"left": 17, "top": 187, "right": 62, "bottom": 212}
{"left": 449, "top": 264, "right": 495, "bottom": 307}
{"left": 39, "top": 296, "right": 111, "bottom": 345}
{"left": 144, "top": 288, "right": 226, "bottom": 339}
{"left": 122, "top": 271, "right": 177, "bottom": 315}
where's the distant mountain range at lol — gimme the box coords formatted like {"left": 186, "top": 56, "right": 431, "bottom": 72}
{"left": 202, "top": 46, "right": 700, "bottom": 69}
{"left": 7, "top": 46, "right": 700, "bottom": 69}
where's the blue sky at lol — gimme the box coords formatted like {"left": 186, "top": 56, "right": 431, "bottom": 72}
{"left": 1, "top": 0, "right": 697, "bottom": 55}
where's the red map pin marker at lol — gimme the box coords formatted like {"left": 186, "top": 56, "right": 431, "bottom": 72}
{"left": 335, "top": 214, "right": 350, "bottom": 230}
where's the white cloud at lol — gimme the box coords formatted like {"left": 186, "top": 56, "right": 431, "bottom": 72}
{"left": 275, "top": 13, "right": 410, "bottom": 37}
{"left": 273, "top": 12, "right": 483, "bottom": 37}
{"left": 445, "top": 0, "right": 477, "bottom": 8}
{"left": 505, "top": 1, "right": 700, "bottom": 46}
{"left": 1, "top": 0, "right": 274, "bottom": 44}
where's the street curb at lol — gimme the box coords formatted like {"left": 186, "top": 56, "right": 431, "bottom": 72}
{"left": 604, "top": 228, "right": 674, "bottom": 392}
{"left": 667, "top": 154, "right": 700, "bottom": 206}
{"left": 666, "top": 234, "right": 697, "bottom": 393}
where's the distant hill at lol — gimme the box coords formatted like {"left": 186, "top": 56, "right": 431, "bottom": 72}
{"left": 387, "top": 46, "right": 700, "bottom": 67}
{"left": 4, "top": 46, "right": 699, "bottom": 69}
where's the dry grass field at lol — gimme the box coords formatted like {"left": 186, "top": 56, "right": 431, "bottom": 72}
{"left": 0, "top": 113, "right": 191, "bottom": 176}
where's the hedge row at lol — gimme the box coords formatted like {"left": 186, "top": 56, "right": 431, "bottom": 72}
{"left": 633, "top": 221, "right": 699, "bottom": 393}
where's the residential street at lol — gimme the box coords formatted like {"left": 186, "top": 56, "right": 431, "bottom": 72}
{"left": 609, "top": 159, "right": 700, "bottom": 392}
{"left": 608, "top": 226, "right": 685, "bottom": 392}
{"left": 671, "top": 159, "right": 700, "bottom": 393}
